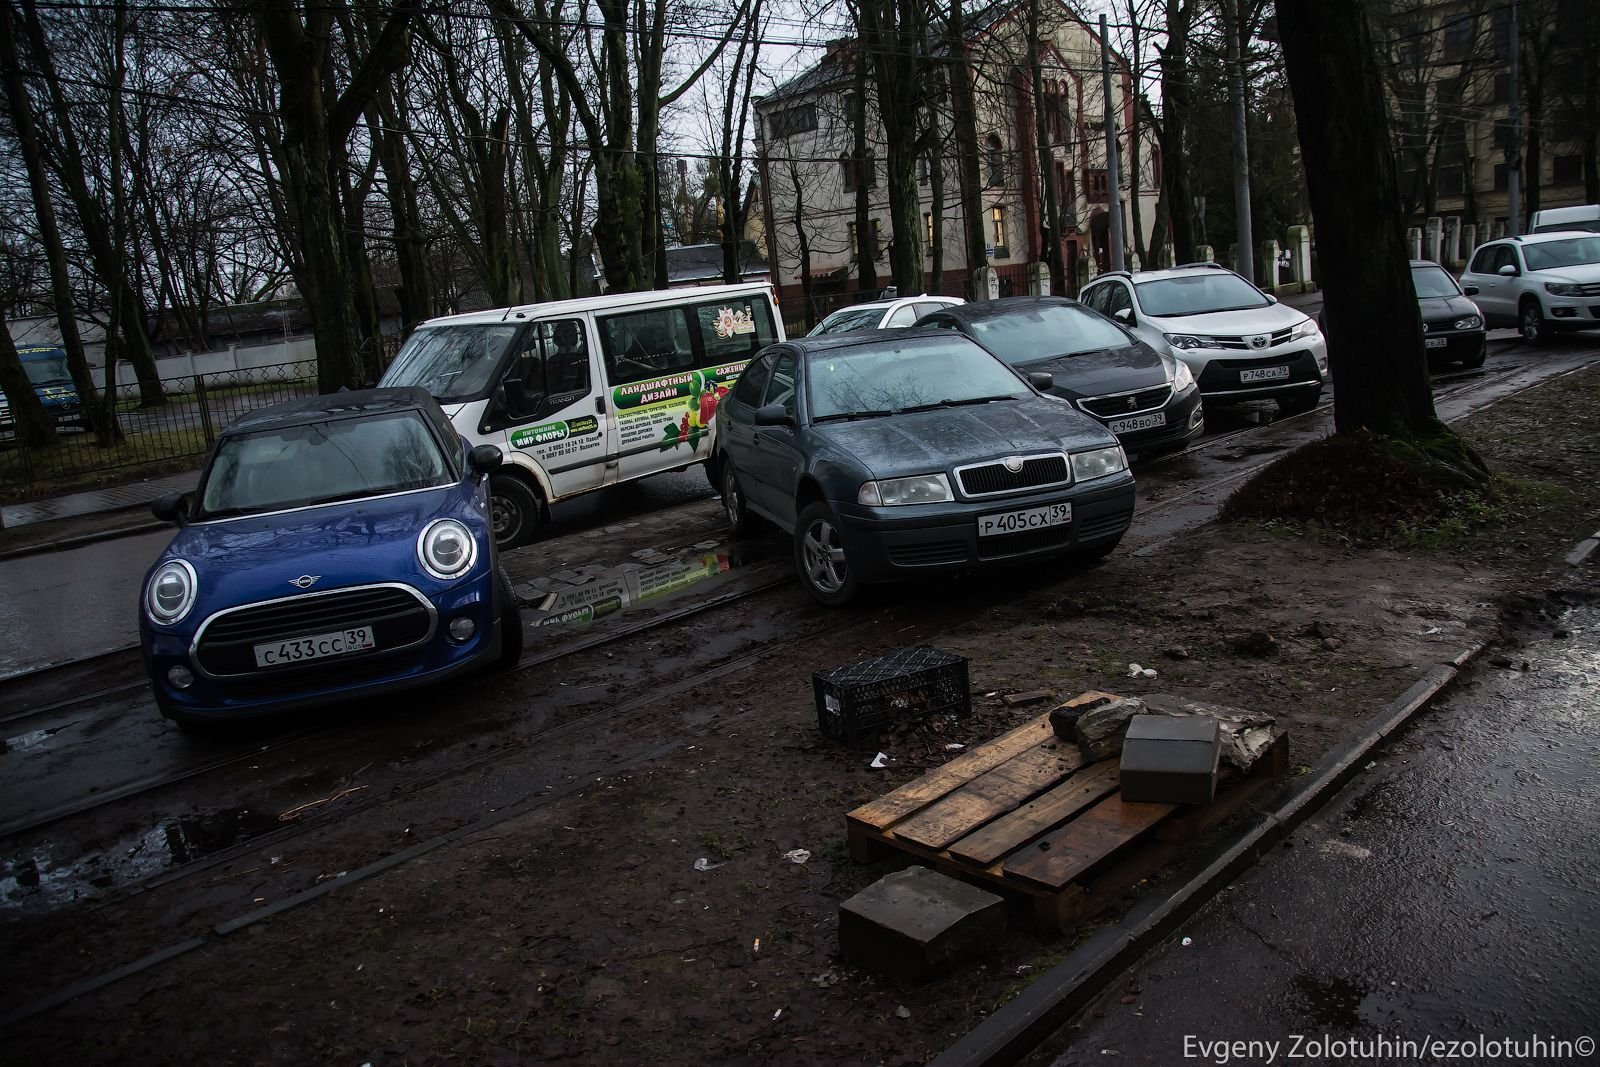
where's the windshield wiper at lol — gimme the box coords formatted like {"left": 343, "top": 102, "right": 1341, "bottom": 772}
{"left": 815, "top": 409, "right": 896, "bottom": 423}
{"left": 895, "top": 395, "right": 1012, "bottom": 413}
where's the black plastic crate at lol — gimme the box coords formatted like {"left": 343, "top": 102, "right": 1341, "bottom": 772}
{"left": 813, "top": 645, "right": 971, "bottom": 745}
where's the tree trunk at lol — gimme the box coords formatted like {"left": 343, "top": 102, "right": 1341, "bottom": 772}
{"left": 857, "top": 0, "right": 925, "bottom": 293}
{"left": 0, "top": 0, "right": 112, "bottom": 442}
{"left": 927, "top": 104, "right": 946, "bottom": 294}
{"left": 1158, "top": 0, "right": 1196, "bottom": 262}
{"left": 851, "top": 56, "right": 879, "bottom": 294}
{"left": 1275, "top": 0, "right": 1441, "bottom": 439}
{"left": 946, "top": 0, "right": 986, "bottom": 288}
{"left": 790, "top": 168, "right": 816, "bottom": 329}
{"left": 1125, "top": 0, "right": 1145, "bottom": 263}
{"left": 369, "top": 89, "right": 434, "bottom": 333}
{"left": 1027, "top": 0, "right": 1062, "bottom": 293}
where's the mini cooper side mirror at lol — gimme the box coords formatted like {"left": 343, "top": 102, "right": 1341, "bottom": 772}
{"left": 151, "top": 491, "right": 190, "bottom": 525}
{"left": 1028, "top": 371, "right": 1054, "bottom": 391}
{"left": 468, "top": 444, "right": 505, "bottom": 474}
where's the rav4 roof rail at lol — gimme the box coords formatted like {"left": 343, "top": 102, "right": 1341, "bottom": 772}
{"left": 1174, "top": 261, "right": 1228, "bottom": 269}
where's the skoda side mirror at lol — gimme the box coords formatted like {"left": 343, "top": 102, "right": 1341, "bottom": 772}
{"left": 754, "top": 403, "right": 793, "bottom": 427}
{"left": 468, "top": 444, "right": 504, "bottom": 475}
{"left": 151, "top": 491, "right": 190, "bottom": 525}
{"left": 1028, "top": 371, "right": 1054, "bottom": 391}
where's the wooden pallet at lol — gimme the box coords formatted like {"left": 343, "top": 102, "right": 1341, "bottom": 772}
{"left": 845, "top": 692, "right": 1288, "bottom": 932}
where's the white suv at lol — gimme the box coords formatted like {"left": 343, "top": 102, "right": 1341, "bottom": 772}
{"left": 808, "top": 295, "right": 964, "bottom": 335}
{"left": 1459, "top": 231, "right": 1600, "bottom": 345}
{"left": 1081, "top": 264, "right": 1327, "bottom": 414}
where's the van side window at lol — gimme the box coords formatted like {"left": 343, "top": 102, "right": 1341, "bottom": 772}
{"left": 694, "top": 299, "right": 778, "bottom": 366}
{"left": 600, "top": 308, "right": 696, "bottom": 386}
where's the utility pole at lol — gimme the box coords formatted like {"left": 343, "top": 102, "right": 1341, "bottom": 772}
{"left": 1224, "top": 0, "right": 1253, "bottom": 282}
{"left": 1506, "top": 0, "right": 1521, "bottom": 235}
{"left": 1099, "top": 13, "right": 1126, "bottom": 272}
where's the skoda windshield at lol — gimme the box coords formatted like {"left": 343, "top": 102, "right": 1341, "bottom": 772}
{"left": 807, "top": 338, "right": 1027, "bottom": 421}
{"left": 197, "top": 410, "right": 454, "bottom": 519}
{"left": 381, "top": 323, "right": 521, "bottom": 402}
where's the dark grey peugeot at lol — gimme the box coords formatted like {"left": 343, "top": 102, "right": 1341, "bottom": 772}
{"left": 711, "top": 332, "right": 1137, "bottom": 605}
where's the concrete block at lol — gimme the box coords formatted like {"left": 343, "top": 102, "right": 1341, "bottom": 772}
{"left": 1120, "top": 714, "right": 1221, "bottom": 805}
{"left": 839, "top": 866, "right": 1006, "bottom": 984}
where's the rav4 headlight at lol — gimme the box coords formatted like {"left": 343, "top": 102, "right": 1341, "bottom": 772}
{"left": 145, "top": 559, "right": 198, "bottom": 625}
{"left": 858, "top": 473, "right": 953, "bottom": 506}
{"left": 1070, "top": 446, "right": 1128, "bottom": 482}
{"left": 1290, "top": 317, "right": 1321, "bottom": 340}
{"left": 418, "top": 518, "right": 478, "bottom": 579}
{"left": 1163, "top": 333, "right": 1211, "bottom": 351}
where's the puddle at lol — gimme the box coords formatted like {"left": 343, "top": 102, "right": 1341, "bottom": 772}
{"left": 523, "top": 539, "right": 776, "bottom": 630}
{"left": 1289, "top": 971, "right": 1370, "bottom": 1031}
{"left": 1, "top": 724, "right": 71, "bottom": 754}
{"left": 1, "top": 805, "right": 285, "bottom": 911}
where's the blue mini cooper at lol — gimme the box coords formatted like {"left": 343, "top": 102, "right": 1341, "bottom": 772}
{"left": 140, "top": 387, "right": 522, "bottom": 727}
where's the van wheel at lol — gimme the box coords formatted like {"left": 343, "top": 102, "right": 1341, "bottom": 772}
{"left": 794, "top": 502, "right": 860, "bottom": 606}
{"left": 1520, "top": 298, "right": 1551, "bottom": 346}
{"left": 489, "top": 475, "right": 541, "bottom": 549}
{"left": 494, "top": 566, "right": 524, "bottom": 670}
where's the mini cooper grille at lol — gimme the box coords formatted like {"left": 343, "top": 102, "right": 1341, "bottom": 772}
{"left": 195, "top": 585, "right": 432, "bottom": 676}
{"left": 956, "top": 454, "right": 1070, "bottom": 497}
{"left": 1080, "top": 386, "right": 1173, "bottom": 419}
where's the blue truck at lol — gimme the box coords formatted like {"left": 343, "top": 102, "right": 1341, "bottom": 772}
{"left": 0, "top": 345, "right": 86, "bottom": 440}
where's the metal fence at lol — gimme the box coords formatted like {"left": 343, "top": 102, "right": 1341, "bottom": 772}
{"left": 2, "top": 359, "right": 319, "bottom": 492}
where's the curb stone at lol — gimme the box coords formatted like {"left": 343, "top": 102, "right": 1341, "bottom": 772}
{"left": 928, "top": 643, "right": 1486, "bottom": 1067}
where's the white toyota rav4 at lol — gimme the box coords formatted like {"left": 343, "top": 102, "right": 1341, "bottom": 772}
{"left": 1080, "top": 263, "right": 1327, "bottom": 414}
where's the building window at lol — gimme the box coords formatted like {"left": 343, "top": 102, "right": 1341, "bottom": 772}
{"left": 1442, "top": 13, "right": 1473, "bottom": 61}
{"left": 1553, "top": 155, "right": 1582, "bottom": 184}
{"left": 991, "top": 206, "right": 1008, "bottom": 256}
{"left": 848, "top": 221, "right": 858, "bottom": 257}
{"left": 849, "top": 221, "right": 882, "bottom": 259}
{"left": 841, "top": 92, "right": 858, "bottom": 128}
{"left": 767, "top": 103, "right": 817, "bottom": 140}
{"left": 840, "top": 151, "right": 876, "bottom": 193}
{"left": 1493, "top": 163, "right": 1509, "bottom": 191}
{"left": 985, "top": 134, "right": 1005, "bottom": 187}
{"left": 925, "top": 212, "right": 934, "bottom": 245}
{"left": 918, "top": 156, "right": 929, "bottom": 185}
{"left": 1086, "top": 168, "right": 1109, "bottom": 203}
{"left": 1439, "top": 164, "right": 1465, "bottom": 197}
{"left": 1493, "top": 73, "right": 1509, "bottom": 104}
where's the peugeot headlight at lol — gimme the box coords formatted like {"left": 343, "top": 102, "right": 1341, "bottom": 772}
{"left": 1290, "top": 317, "right": 1320, "bottom": 340}
{"left": 1172, "top": 359, "right": 1195, "bottom": 391}
{"left": 858, "top": 473, "right": 953, "bottom": 506}
{"left": 144, "top": 559, "right": 197, "bottom": 625}
{"left": 1455, "top": 315, "right": 1482, "bottom": 330}
{"left": 1070, "top": 446, "right": 1128, "bottom": 482}
{"left": 1544, "top": 282, "right": 1582, "bottom": 296}
{"left": 1163, "top": 333, "right": 1210, "bottom": 351}
{"left": 418, "top": 518, "right": 478, "bottom": 579}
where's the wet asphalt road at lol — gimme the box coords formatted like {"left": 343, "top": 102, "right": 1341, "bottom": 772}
{"left": 1043, "top": 603, "right": 1600, "bottom": 1066}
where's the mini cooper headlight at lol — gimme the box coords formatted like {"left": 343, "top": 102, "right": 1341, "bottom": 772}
{"left": 145, "top": 559, "right": 198, "bottom": 625}
{"left": 1070, "top": 446, "right": 1128, "bottom": 482}
{"left": 418, "top": 518, "right": 478, "bottom": 579}
{"left": 858, "top": 473, "right": 954, "bottom": 506}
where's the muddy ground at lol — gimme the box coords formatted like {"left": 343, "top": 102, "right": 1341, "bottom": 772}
{"left": 8, "top": 365, "right": 1600, "bottom": 1065}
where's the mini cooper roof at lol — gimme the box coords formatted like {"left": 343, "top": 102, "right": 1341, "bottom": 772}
{"left": 222, "top": 387, "right": 452, "bottom": 441}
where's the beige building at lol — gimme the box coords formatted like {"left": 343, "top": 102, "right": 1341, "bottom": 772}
{"left": 754, "top": 0, "right": 1161, "bottom": 324}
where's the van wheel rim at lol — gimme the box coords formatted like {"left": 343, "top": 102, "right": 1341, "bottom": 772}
{"left": 492, "top": 498, "right": 520, "bottom": 539}
{"left": 802, "top": 519, "right": 847, "bottom": 594}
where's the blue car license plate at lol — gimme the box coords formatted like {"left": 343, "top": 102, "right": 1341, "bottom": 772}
{"left": 254, "top": 626, "right": 376, "bottom": 667}
{"left": 978, "top": 502, "right": 1072, "bottom": 537}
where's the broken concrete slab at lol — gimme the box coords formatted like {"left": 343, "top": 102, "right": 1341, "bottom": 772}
{"left": 1139, "top": 693, "right": 1280, "bottom": 773}
{"left": 1072, "top": 697, "right": 1148, "bottom": 760}
{"left": 839, "top": 866, "right": 1006, "bottom": 985}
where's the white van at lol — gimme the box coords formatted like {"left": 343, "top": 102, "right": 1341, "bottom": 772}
{"left": 1529, "top": 204, "right": 1600, "bottom": 234}
{"left": 380, "top": 282, "right": 784, "bottom": 546}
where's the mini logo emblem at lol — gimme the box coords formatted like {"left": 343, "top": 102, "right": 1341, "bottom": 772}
{"left": 1248, "top": 334, "right": 1269, "bottom": 350}
{"left": 289, "top": 575, "right": 320, "bottom": 590}
{"left": 1003, "top": 456, "right": 1025, "bottom": 473}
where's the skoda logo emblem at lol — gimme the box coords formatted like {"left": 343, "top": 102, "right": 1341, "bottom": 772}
{"left": 1003, "top": 456, "right": 1024, "bottom": 473}
{"left": 1248, "top": 334, "right": 1269, "bottom": 350}
{"left": 289, "top": 574, "right": 321, "bottom": 590}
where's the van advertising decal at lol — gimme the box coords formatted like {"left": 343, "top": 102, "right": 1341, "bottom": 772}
{"left": 611, "top": 362, "right": 749, "bottom": 455}
{"left": 509, "top": 414, "right": 600, "bottom": 458}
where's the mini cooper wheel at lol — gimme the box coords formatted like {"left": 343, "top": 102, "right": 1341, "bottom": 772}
{"left": 489, "top": 474, "right": 541, "bottom": 549}
{"left": 1520, "top": 299, "right": 1551, "bottom": 346}
{"left": 494, "top": 565, "right": 524, "bottom": 670}
{"left": 721, "top": 460, "right": 761, "bottom": 535}
{"left": 794, "top": 502, "right": 860, "bottom": 607}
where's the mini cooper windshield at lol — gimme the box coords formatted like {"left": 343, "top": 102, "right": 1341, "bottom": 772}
{"left": 198, "top": 411, "right": 454, "bottom": 518}
{"left": 808, "top": 338, "right": 1026, "bottom": 421}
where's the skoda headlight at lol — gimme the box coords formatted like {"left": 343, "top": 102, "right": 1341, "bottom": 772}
{"left": 1163, "top": 333, "right": 1210, "bottom": 351}
{"left": 418, "top": 518, "right": 478, "bottom": 579}
{"left": 1171, "top": 359, "right": 1195, "bottom": 391}
{"left": 1070, "top": 446, "right": 1127, "bottom": 482}
{"left": 144, "top": 559, "right": 197, "bottom": 626}
{"left": 1455, "top": 315, "right": 1483, "bottom": 330}
{"left": 1544, "top": 282, "right": 1582, "bottom": 297}
{"left": 858, "top": 473, "right": 953, "bottom": 506}
{"left": 1290, "top": 317, "right": 1321, "bottom": 340}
